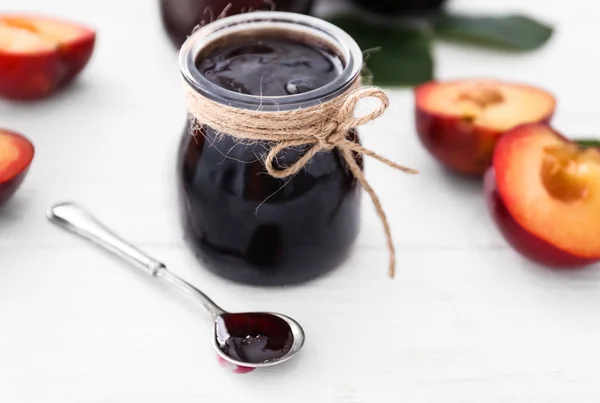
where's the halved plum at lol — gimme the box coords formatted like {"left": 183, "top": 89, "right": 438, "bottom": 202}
{"left": 0, "top": 14, "right": 96, "bottom": 100}
{"left": 0, "top": 129, "right": 34, "bottom": 206}
{"left": 484, "top": 168, "right": 598, "bottom": 268}
{"left": 488, "top": 123, "right": 600, "bottom": 267}
{"left": 415, "top": 79, "right": 556, "bottom": 175}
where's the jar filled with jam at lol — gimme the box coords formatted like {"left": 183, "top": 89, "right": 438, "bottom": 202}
{"left": 177, "top": 12, "right": 366, "bottom": 286}
{"left": 160, "top": 0, "right": 314, "bottom": 48}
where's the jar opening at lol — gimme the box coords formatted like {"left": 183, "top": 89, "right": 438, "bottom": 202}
{"left": 178, "top": 11, "right": 363, "bottom": 111}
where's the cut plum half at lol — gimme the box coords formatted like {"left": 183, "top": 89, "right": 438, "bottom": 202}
{"left": 0, "top": 129, "right": 34, "bottom": 206}
{"left": 0, "top": 14, "right": 96, "bottom": 100}
{"left": 484, "top": 167, "right": 598, "bottom": 268}
{"left": 493, "top": 123, "right": 600, "bottom": 260}
{"left": 415, "top": 79, "right": 556, "bottom": 175}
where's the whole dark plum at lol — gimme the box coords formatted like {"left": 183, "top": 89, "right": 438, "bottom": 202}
{"left": 350, "top": 0, "right": 448, "bottom": 15}
{"left": 159, "top": 0, "right": 314, "bottom": 48}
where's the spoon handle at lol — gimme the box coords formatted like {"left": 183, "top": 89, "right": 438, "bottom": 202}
{"left": 47, "top": 202, "right": 166, "bottom": 276}
{"left": 47, "top": 202, "right": 225, "bottom": 317}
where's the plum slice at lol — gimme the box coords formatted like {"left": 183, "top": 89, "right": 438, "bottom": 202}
{"left": 0, "top": 14, "right": 96, "bottom": 100}
{"left": 0, "top": 129, "right": 34, "bottom": 206}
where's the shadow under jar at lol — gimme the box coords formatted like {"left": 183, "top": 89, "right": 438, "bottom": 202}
{"left": 177, "top": 12, "right": 365, "bottom": 286}
{"left": 160, "top": 0, "right": 314, "bottom": 48}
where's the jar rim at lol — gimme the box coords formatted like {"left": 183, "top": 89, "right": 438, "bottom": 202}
{"left": 178, "top": 11, "right": 363, "bottom": 111}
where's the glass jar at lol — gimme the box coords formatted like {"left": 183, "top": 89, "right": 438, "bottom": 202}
{"left": 177, "top": 12, "right": 364, "bottom": 286}
{"left": 160, "top": 0, "right": 314, "bottom": 48}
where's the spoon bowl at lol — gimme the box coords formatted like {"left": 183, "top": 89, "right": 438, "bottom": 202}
{"left": 47, "top": 202, "right": 306, "bottom": 370}
{"left": 213, "top": 312, "right": 305, "bottom": 369}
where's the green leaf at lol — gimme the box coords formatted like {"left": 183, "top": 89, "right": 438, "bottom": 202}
{"left": 433, "top": 13, "right": 554, "bottom": 51}
{"left": 326, "top": 15, "right": 434, "bottom": 87}
{"left": 575, "top": 139, "right": 600, "bottom": 149}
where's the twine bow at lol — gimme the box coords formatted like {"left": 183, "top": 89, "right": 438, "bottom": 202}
{"left": 184, "top": 81, "right": 418, "bottom": 278}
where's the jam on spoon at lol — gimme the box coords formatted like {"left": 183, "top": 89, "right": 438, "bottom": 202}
{"left": 46, "top": 202, "right": 305, "bottom": 370}
{"left": 215, "top": 313, "right": 294, "bottom": 363}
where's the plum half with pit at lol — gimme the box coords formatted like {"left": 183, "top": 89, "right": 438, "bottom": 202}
{"left": 0, "top": 129, "right": 34, "bottom": 206}
{"left": 485, "top": 123, "right": 600, "bottom": 268}
{"left": 415, "top": 79, "right": 556, "bottom": 176}
{"left": 0, "top": 14, "right": 95, "bottom": 100}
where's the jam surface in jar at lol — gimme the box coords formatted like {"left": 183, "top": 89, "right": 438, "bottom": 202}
{"left": 215, "top": 313, "right": 294, "bottom": 363}
{"left": 196, "top": 36, "right": 343, "bottom": 96}
{"left": 178, "top": 33, "right": 362, "bottom": 286}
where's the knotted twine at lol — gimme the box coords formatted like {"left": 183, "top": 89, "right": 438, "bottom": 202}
{"left": 183, "top": 78, "right": 418, "bottom": 278}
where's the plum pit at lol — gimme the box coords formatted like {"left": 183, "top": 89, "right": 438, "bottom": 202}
{"left": 457, "top": 85, "right": 504, "bottom": 120}
{"left": 540, "top": 144, "right": 600, "bottom": 203}
{"left": 459, "top": 85, "right": 505, "bottom": 107}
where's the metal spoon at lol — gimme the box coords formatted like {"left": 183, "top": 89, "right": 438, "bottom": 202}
{"left": 47, "top": 202, "right": 305, "bottom": 369}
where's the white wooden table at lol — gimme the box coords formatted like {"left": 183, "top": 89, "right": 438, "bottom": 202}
{"left": 2, "top": 0, "right": 600, "bottom": 401}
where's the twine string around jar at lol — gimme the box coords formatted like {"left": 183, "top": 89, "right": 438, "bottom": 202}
{"left": 184, "top": 80, "right": 418, "bottom": 278}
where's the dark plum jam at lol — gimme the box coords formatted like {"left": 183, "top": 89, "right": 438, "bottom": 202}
{"left": 196, "top": 37, "right": 343, "bottom": 96}
{"left": 215, "top": 313, "right": 294, "bottom": 363}
{"left": 177, "top": 33, "right": 362, "bottom": 286}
